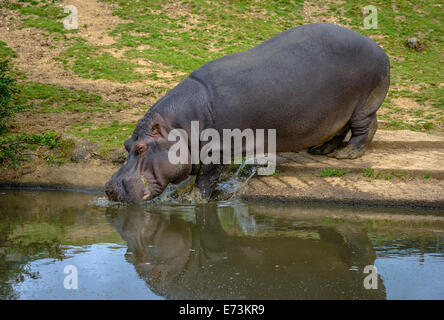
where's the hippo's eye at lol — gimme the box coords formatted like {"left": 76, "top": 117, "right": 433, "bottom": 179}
{"left": 135, "top": 142, "right": 148, "bottom": 155}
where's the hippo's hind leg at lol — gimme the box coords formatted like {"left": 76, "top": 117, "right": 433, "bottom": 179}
{"left": 335, "top": 115, "right": 377, "bottom": 159}
{"left": 335, "top": 73, "right": 389, "bottom": 159}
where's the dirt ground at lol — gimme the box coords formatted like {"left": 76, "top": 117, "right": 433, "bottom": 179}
{"left": 0, "top": 0, "right": 171, "bottom": 105}
{"left": 242, "top": 130, "right": 444, "bottom": 208}
{"left": 0, "top": 0, "right": 185, "bottom": 136}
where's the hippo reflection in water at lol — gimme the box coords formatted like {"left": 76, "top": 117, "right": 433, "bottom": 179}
{"left": 107, "top": 205, "right": 386, "bottom": 299}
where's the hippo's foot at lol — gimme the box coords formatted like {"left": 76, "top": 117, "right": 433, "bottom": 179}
{"left": 334, "top": 115, "right": 378, "bottom": 159}
{"left": 308, "top": 135, "right": 346, "bottom": 155}
{"left": 334, "top": 145, "right": 366, "bottom": 159}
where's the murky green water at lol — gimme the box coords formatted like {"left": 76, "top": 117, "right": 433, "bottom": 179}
{"left": 0, "top": 190, "right": 443, "bottom": 300}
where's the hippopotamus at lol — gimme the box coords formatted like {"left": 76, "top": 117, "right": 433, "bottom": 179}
{"left": 105, "top": 22, "right": 390, "bottom": 203}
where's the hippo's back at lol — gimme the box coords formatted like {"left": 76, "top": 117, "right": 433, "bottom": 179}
{"left": 190, "top": 23, "right": 389, "bottom": 150}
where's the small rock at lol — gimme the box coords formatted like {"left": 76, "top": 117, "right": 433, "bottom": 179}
{"left": 21, "top": 164, "right": 36, "bottom": 175}
{"left": 407, "top": 37, "right": 418, "bottom": 47}
{"left": 406, "top": 37, "right": 425, "bottom": 51}
{"left": 110, "top": 146, "right": 128, "bottom": 164}
{"left": 70, "top": 140, "right": 102, "bottom": 162}
{"left": 71, "top": 144, "right": 90, "bottom": 162}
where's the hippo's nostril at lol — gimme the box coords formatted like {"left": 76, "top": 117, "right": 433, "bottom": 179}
{"left": 105, "top": 181, "right": 118, "bottom": 200}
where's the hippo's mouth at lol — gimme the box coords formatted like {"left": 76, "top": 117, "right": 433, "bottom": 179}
{"left": 140, "top": 175, "right": 164, "bottom": 202}
{"left": 105, "top": 174, "right": 160, "bottom": 204}
{"left": 140, "top": 175, "right": 151, "bottom": 201}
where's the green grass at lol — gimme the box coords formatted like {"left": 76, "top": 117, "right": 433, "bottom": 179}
{"left": 104, "top": 0, "right": 304, "bottom": 76}
{"left": 363, "top": 167, "right": 374, "bottom": 178}
{"left": 378, "top": 118, "right": 434, "bottom": 132}
{"left": 15, "top": 81, "right": 132, "bottom": 113}
{"left": 325, "top": 0, "right": 443, "bottom": 131}
{"left": 375, "top": 172, "right": 393, "bottom": 180}
{"left": 318, "top": 168, "right": 347, "bottom": 177}
{"left": 0, "top": 59, "right": 30, "bottom": 134}
{"left": 6, "top": 0, "right": 77, "bottom": 37}
{"left": 0, "top": 131, "right": 72, "bottom": 168}
{"left": 47, "top": 0, "right": 304, "bottom": 82}
{"left": 363, "top": 167, "right": 407, "bottom": 180}
{"left": 0, "top": 41, "right": 17, "bottom": 59}
{"left": 69, "top": 120, "right": 136, "bottom": 155}
{"left": 59, "top": 38, "right": 144, "bottom": 83}
{"left": 391, "top": 172, "right": 407, "bottom": 179}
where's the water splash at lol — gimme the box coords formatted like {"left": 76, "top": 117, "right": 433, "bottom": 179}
{"left": 143, "top": 175, "right": 200, "bottom": 204}
{"left": 89, "top": 196, "right": 127, "bottom": 208}
{"left": 232, "top": 162, "right": 257, "bottom": 198}
{"left": 91, "top": 162, "right": 257, "bottom": 206}
{"left": 215, "top": 160, "right": 257, "bottom": 201}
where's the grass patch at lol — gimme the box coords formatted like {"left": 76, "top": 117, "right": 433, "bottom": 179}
{"left": 325, "top": 0, "right": 443, "bottom": 132}
{"left": 0, "top": 131, "right": 71, "bottom": 168}
{"left": 0, "top": 41, "right": 17, "bottom": 59}
{"left": 363, "top": 167, "right": 407, "bottom": 180}
{"left": 107, "top": 0, "right": 442, "bottom": 131}
{"left": 69, "top": 120, "right": 136, "bottom": 155}
{"left": 318, "top": 168, "right": 346, "bottom": 177}
{"left": 375, "top": 172, "right": 393, "bottom": 180}
{"left": 362, "top": 167, "right": 374, "bottom": 178}
{"left": 0, "top": 59, "right": 31, "bottom": 134}
{"left": 320, "top": 217, "right": 345, "bottom": 226}
{"left": 15, "top": 81, "right": 132, "bottom": 113}
{"left": 0, "top": 59, "right": 17, "bottom": 134}
{"left": 391, "top": 172, "right": 407, "bottom": 179}
{"left": 104, "top": 0, "right": 304, "bottom": 77}
{"left": 60, "top": 38, "right": 144, "bottom": 83}
{"left": 6, "top": 0, "right": 77, "bottom": 37}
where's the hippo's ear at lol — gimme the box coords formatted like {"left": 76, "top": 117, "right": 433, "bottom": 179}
{"left": 150, "top": 123, "right": 167, "bottom": 139}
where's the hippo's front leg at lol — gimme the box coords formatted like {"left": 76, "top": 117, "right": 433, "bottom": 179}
{"left": 195, "top": 164, "right": 224, "bottom": 200}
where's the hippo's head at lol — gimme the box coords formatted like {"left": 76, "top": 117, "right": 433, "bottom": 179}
{"left": 105, "top": 114, "right": 192, "bottom": 204}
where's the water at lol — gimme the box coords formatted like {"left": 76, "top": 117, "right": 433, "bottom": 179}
{"left": 0, "top": 189, "right": 443, "bottom": 300}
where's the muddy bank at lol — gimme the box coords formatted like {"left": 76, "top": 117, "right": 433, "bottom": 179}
{"left": 241, "top": 174, "right": 444, "bottom": 209}
{"left": 1, "top": 130, "right": 443, "bottom": 209}
{"left": 0, "top": 160, "right": 119, "bottom": 192}
{"left": 241, "top": 130, "right": 444, "bottom": 209}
